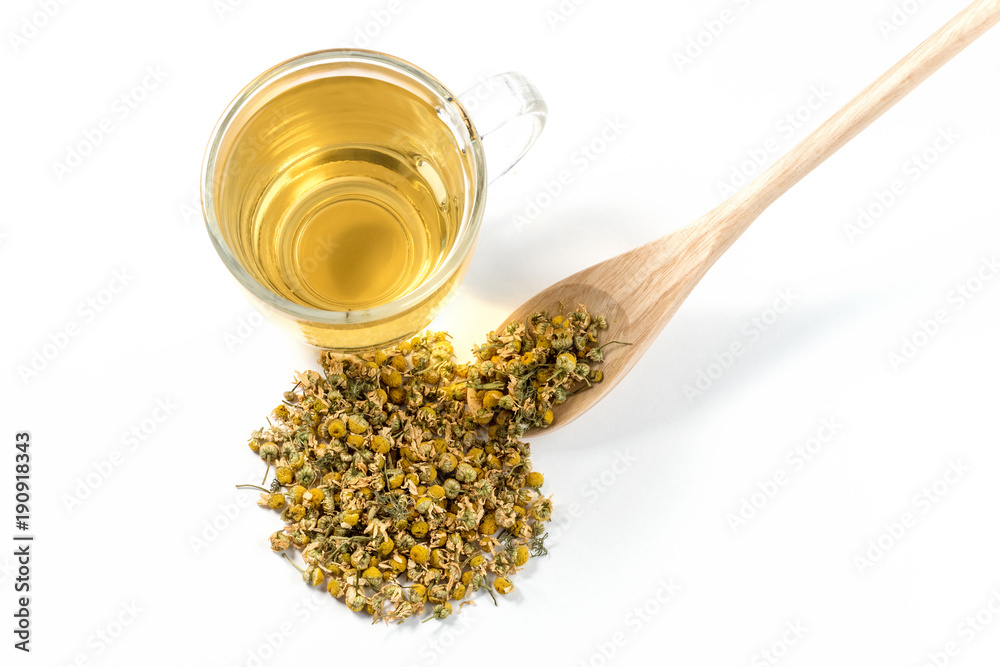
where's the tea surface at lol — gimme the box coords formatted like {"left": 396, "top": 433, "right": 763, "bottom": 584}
{"left": 220, "top": 75, "right": 471, "bottom": 310}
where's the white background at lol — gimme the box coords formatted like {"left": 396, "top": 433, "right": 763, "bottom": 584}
{"left": 2, "top": 0, "right": 1000, "bottom": 665}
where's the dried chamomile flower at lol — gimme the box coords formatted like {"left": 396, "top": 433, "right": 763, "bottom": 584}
{"left": 493, "top": 577, "right": 514, "bottom": 595}
{"left": 410, "top": 544, "right": 430, "bottom": 565}
{"left": 269, "top": 531, "right": 290, "bottom": 551}
{"left": 426, "top": 602, "right": 453, "bottom": 621}
{"left": 514, "top": 545, "right": 530, "bottom": 567}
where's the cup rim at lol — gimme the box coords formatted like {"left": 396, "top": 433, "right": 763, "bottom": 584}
{"left": 200, "top": 48, "right": 487, "bottom": 327}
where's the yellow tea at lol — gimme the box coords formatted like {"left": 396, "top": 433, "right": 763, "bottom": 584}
{"left": 216, "top": 73, "right": 474, "bottom": 311}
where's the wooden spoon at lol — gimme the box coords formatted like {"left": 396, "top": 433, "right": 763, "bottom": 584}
{"left": 502, "top": 0, "right": 1000, "bottom": 432}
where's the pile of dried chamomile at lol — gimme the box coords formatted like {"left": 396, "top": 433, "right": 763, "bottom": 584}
{"left": 243, "top": 306, "right": 617, "bottom": 623}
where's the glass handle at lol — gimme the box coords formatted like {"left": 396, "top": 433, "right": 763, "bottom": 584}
{"left": 459, "top": 72, "right": 547, "bottom": 184}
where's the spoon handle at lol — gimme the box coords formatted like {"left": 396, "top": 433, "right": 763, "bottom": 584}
{"left": 705, "top": 0, "right": 1000, "bottom": 252}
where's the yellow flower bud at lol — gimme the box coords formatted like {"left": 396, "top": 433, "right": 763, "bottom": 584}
{"left": 410, "top": 544, "right": 429, "bottom": 565}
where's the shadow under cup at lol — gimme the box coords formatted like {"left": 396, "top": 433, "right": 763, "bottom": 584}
{"left": 202, "top": 50, "right": 487, "bottom": 350}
